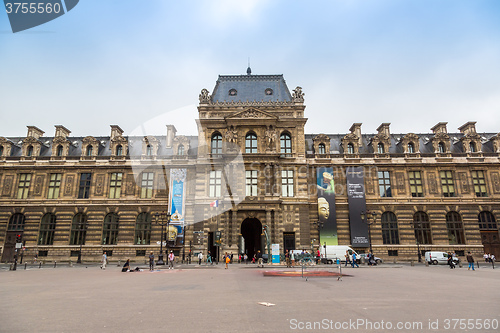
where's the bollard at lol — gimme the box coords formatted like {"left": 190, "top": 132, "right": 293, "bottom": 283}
{"left": 425, "top": 260, "right": 429, "bottom": 267}
{"left": 459, "top": 261, "right": 463, "bottom": 268}
{"left": 39, "top": 262, "right": 42, "bottom": 269}
{"left": 24, "top": 263, "right": 27, "bottom": 270}
{"left": 117, "top": 260, "right": 121, "bottom": 267}
{"left": 492, "top": 260, "right": 495, "bottom": 269}
{"left": 411, "top": 260, "right": 414, "bottom": 266}
{"left": 69, "top": 260, "right": 73, "bottom": 267}
{"left": 9, "top": 264, "right": 14, "bottom": 271}
{"left": 54, "top": 261, "right": 57, "bottom": 268}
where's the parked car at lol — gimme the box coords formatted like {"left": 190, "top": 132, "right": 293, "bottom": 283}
{"left": 359, "top": 253, "right": 383, "bottom": 264}
{"left": 425, "top": 251, "right": 460, "bottom": 265}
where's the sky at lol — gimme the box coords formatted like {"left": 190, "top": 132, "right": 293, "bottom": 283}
{"left": 1, "top": 0, "right": 500, "bottom": 138}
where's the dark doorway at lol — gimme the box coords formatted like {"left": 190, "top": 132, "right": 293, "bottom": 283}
{"left": 1, "top": 232, "right": 18, "bottom": 263}
{"left": 481, "top": 231, "right": 500, "bottom": 259}
{"left": 208, "top": 232, "right": 218, "bottom": 263}
{"left": 283, "top": 232, "right": 295, "bottom": 252}
{"left": 241, "top": 218, "right": 262, "bottom": 259}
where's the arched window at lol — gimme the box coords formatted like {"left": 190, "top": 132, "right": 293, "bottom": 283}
{"left": 478, "top": 211, "right": 497, "bottom": 230}
{"left": 413, "top": 211, "right": 432, "bottom": 244}
{"left": 8, "top": 213, "right": 25, "bottom": 231}
{"left": 469, "top": 142, "right": 476, "bottom": 153}
{"left": 70, "top": 213, "right": 88, "bottom": 245}
{"left": 177, "top": 145, "right": 185, "bottom": 156}
{"left": 102, "top": 213, "right": 119, "bottom": 245}
{"left": 211, "top": 133, "right": 222, "bottom": 155}
{"left": 280, "top": 133, "right": 292, "bottom": 156}
{"left": 318, "top": 143, "right": 326, "bottom": 154}
{"left": 116, "top": 145, "right": 123, "bottom": 156}
{"left": 438, "top": 142, "right": 445, "bottom": 153}
{"left": 86, "top": 145, "right": 93, "bottom": 156}
{"left": 146, "top": 145, "right": 152, "bottom": 156}
{"left": 27, "top": 145, "right": 33, "bottom": 157}
{"left": 381, "top": 212, "right": 399, "bottom": 244}
{"left": 377, "top": 143, "right": 385, "bottom": 154}
{"left": 135, "top": 212, "right": 152, "bottom": 245}
{"left": 347, "top": 143, "right": 354, "bottom": 154}
{"left": 245, "top": 133, "right": 257, "bottom": 153}
{"left": 408, "top": 142, "right": 415, "bottom": 153}
{"left": 446, "top": 211, "right": 465, "bottom": 244}
{"left": 56, "top": 145, "right": 63, "bottom": 156}
{"left": 39, "top": 213, "right": 56, "bottom": 245}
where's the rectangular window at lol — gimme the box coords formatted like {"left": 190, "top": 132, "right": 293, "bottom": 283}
{"left": 440, "top": 170, "right": 455, "bottom": 197}
{"left": 209, "top": 170, "right": 222, "bottom": 197}
{"left": 281, "top": 170, "right": 294, "bottom": 197}
{"left": 388, "top": 250, "right": 398, "bottom": 257}
{"left": 109, "top": 173, "right": 122, "bottom": 199}
{"left": 140, "top": 172, "right": 154, "bottom": 198}
{"left": 47, "top": 173, "right": 62, "bottom": 199}
{"left": 409, "top": 171, "right": 423, "bottom": 197}
{"left": 17, "top": 173, "right": 31, "bottom": 199}
{"left": 378, "top": 171, "right": 392, "bottom": 197}
{"left": 78, "top": 173, "right": 92, "bottom": 199}
{"left": 245, "top": 170, "right": 258, "bottom": 196}
{"left": 471, "top": 170, "right": 487, "bottom": 197}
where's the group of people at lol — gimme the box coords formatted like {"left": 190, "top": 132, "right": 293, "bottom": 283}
{"left": 483, "top": 253, "right": 496, "bottom": 263}
{"left": 344, "top": 250, "right": 359, "bottom": 268}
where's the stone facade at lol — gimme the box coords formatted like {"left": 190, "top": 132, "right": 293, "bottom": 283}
{"left": 1, "top": 72, "right": 499, "bottom": 264}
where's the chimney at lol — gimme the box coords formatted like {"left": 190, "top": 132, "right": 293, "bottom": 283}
{"left": 349, "top": 123, "right": 363, "bottom": 146}
{"left": 54, "top": 125, "right": 71, "bottom": 138}
{"left": 377, "top": 123, "right": 391, "bottom": 137}
{"left": 110, "top": 125, "right": 124, "bottom": 140}
{"left": 166, "top": 125, "right": 177, "bottom": 148}
{"left": 458, "top": 121, "right": 477, "bottom": 136}
{"left": 27, "top": 126, "right": 44, "bottom": 139}
{"left": 431, "top": 122, "right": 448, "bottom": 134}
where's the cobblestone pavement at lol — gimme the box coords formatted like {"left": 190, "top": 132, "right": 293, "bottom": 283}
{"left": 1, "top": 262, "right": 499, "bottom": 333}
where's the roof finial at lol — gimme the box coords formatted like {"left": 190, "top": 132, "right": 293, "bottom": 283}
{"left": 247, "top": 57, "right": 251, "bottom": 75}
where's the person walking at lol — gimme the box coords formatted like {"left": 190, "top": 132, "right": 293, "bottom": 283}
{"left": 466, "top": 252, "right": 475, "bottom": 271}
{"left": 198, "top": 252, "right": 203, "bottom": 265}
{"left": 447, "top": 252, "right": 455, "bottom": 269}
{"left": 344, "top": 250, "right": 351, "bottom": 267}
{"left": 351, "top": 252, "right": 359, "bottom": 268}
{"left": 149, "top": 252, "right": 155, "bottom": 271}
{"left": 224, "top": 252, "right": 230, "bottom": 269}
{"left": 101, "top": 252, "right": 107, "bottom": 270}
{"left": 256, "top": 250, "right": 263, "bottom": 268}
{"left": 285, "top": 250, "right": 291, "bottom": 268}
{"left": 207, "top": 251, "right": 212, "bottom": 265}
{"left": 168, "top": 251, "right": 175, "bottom": 269}
{"left": 244, "top": 253, "right": 248, "bottom": 264}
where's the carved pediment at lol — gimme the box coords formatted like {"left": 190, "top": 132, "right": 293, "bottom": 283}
{"left": 313, "top": 134, "right": 329, "bottom": 142}
{"left": 401, "top": 133, "right": 420, "bottom": 153}
{"left": 82, "top": 136, "right": 99, "bottom": 145}
{"left": 225, "top": 108, "right": 278, "bottom": 120}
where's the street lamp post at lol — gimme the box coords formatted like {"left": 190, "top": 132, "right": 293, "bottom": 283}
{"left": 415, "top": 221, "right": 422, "bottom": 263}
{"left": 360, "top": 210, "right": 377, "bottom": 255}
{"left": 312, "top": 220, "right": 324, "bottom": 258}
{"left": 155, "top": 212, "right": 171, "bottom": 265}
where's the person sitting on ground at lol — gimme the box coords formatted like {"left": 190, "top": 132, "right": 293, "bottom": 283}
{"left": 122, "top": 259, "right": 131, "bottom": 272}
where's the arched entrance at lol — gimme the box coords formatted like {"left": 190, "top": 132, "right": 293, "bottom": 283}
{"left": 241, "top": 218, "right": 262, "bottom": 259}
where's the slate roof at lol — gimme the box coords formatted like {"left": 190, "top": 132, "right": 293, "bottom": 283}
{"left": 304, "top": 133, "right": 498, "bottom": 154}
{"left": 210, "top": 74, "right": 292, "bottom": 103}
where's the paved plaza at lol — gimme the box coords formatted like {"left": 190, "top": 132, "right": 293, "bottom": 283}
{"left": 1, "top": 262, "right": 499, "bottom": 333}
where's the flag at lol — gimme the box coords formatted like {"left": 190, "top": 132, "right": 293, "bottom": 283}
{"left": 210, "top": 200, "right": 219, "bottom": 208}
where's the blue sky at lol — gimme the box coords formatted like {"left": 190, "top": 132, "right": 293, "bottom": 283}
{"left": 1, "top": 0, "right": 499, "bottom": 137}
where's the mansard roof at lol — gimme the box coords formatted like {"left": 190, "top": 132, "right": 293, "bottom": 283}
{"left": 305, "top": 132, "right": 498, "bottom": 154}
{"left": 3, "top": 136, "right": 199, "bottom": 158}
{"left": 211, "top": 74, "right": 292, "bottom": 103}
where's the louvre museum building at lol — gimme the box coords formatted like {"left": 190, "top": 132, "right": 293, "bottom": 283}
{"left": 1, "top": 71, "right": 499, "bottom": 264}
